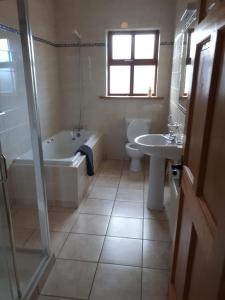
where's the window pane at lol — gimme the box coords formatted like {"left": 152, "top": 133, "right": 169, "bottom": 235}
{"left": 184, "top": 65, "right": 192, "bottom": 95}
{"left": 134, "top": 34, "right": 155, "bottom": 59}
{"left": 133, "top": 65, "right": 156, "bottom": 94}
{"left": 112, "top": 35, "right": 132, "bottom": 59}
{"left": 110, "top": 66, "right": 130, "bottom": 94}
{"left": 0, "top": 68, "right": 15, "bottom": 94}
{"left": 0, "top": 39, "right": 10, "bottom": 63}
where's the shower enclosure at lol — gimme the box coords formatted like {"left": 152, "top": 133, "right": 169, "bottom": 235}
{"left": 0, "top": 0, "right": 51, "bottom": 299}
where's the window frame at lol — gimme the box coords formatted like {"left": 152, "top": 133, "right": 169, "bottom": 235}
{"left": 107, "top": 30, "right": 160, "bottom": 97}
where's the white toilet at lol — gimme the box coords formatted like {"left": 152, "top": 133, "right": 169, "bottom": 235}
{"left": 125, "top": 119, "right": 151, "bottom": 172}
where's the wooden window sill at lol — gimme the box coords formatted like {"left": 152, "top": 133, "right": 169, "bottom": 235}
{"left": 179, "top": 96, "right": 189, "bottom": 100}
{"left": 99, "top": 96, "right": 164, "bottom": 100}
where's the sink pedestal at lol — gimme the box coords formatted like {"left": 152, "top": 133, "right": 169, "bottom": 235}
{"left": 147, "top": 156, "right": 165, "bottom": 211}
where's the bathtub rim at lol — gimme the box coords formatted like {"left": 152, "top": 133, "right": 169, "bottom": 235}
{"left": 13, "top": 131, "right": 102, "bottom": 167}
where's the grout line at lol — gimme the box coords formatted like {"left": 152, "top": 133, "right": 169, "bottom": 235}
{"left": 140, "top": 162, "right": 147, "bottom": 300}
{"left": 20, "top": 228, "right": 37, "bottom": 248}
{"left": 39, "top": 160, "right": 170, "bottom": 299}
{"left": 52, "top": 257, "right": 169, "bottom": 272}
{"left": 40, "top": 292, "right": 79, "bottom": 299}
{"left": 87, "top": 161, "right": 124, "bottom": 300}
{"left": 79, "top": 212, "right": 144, "bottom": 219}
{"left": 54, "top": 201, "right": 86, "bottom": 258}
{"left": 55, "top": 257, "right": 143, "bottom": 269}
{"left": 61, "top": 231, "right": 145, "bottom": 240}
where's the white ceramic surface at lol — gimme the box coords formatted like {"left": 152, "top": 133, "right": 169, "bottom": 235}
{"left": 134, "top": 134, "right": 183, "bottom": 160}
{"left": 125, "top": 119, "right": 151, "bottom": 172}
{"left": 135, "top": 134, "right": 183, "bottom": 211}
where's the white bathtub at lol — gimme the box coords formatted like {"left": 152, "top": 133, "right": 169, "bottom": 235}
{"left": 15, "top": 130, "right": 99, "bottom": 166}
{"left": 9, "top": 130, "right": 104, "bottom": 208}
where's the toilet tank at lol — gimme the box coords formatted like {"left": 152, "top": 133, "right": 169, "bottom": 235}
{"left": 125, "top": 118, "right": 152, "bottom": 131}
{"left": 125, "top": 118, "right": 152, "bottom": 142}
{"left": 125, "top": 118, "right": 152, "bottom": 129}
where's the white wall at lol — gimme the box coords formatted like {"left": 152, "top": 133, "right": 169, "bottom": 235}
{"left": 0, "top": 0, "right": 62, "bottom": 167}
{"left": 55, "top": 0, "right": 176, "bottom": 159}
{"left": 1, "top": 0, "right": 177, "bottom": 161}
{"left": 29, "top": 0, "right": 62, "bottom": 140}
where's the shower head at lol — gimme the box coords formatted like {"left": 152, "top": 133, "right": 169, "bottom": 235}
{"left": 73, "top": 29, "right": 82, "bottom": 41}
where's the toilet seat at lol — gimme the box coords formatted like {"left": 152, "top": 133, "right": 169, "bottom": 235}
{"left": 126, "top": 142, "right": 140, "bottom": 151}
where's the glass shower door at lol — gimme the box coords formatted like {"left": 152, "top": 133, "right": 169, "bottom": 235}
{"left": 0, "top": 0, "right": 50, "bottom": 298}
{"left": 0, "top": 181, "right": 18, "bottom": 300}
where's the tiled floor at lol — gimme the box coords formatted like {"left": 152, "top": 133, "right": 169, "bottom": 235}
{"left": 37, "top": 159, "right": 171, "bottom": 300}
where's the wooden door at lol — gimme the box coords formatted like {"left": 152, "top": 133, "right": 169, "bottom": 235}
{"left": 169, "top": 3, "right": 225, "bottom": 300}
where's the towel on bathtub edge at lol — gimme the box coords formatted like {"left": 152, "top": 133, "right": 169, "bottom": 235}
{"left": 76, "top": 145, "right": 94, "bottom": 176}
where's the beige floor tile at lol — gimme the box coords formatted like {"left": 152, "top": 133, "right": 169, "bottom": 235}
{"left": 13, "top": 209, "right": 39, "bottom": 229}
{"left": 107, "top": 217, "right": 143, "bottom": 239}
{"left": 98, "top": 168, "right": 121, "bottom": 177}
{"left": 123, "top": 160, "right": 147, "bottom": 173}
{"left": 116, "top": 188, "right": 144, "bottom": 202}
{"left": 142, "top": 268, "right": 169, "bottom": 300}
{"left": 16, "top": 251, "right": 43, "bottom": 290}
{"left": 100, "top": 237, "right": 142, "bottom": 266}
{"left": 80, "top": 198, "right": 114, "bottom": 215}
{"left": 112, "top": 201, "right": 143, "bottom": 219}
{"left": 121, "top": 172, "right": 144, "bottom": 181}
{"left": 59, "top": 233, "right": 104, "bottom": 262}
{"left": 119, "top": 179, "right": 144, "bottom": 190}
{"left": 94, "top": 176, "right": 120, "bottom": 188}
{"left": 122, "top": 159, "right": 131, "bottom": 168}
{"left": 143, "top": 240, "right": 171, "bottom": 269}
{"left": 71, "top": 214, "right": 110, "bottom": 235}
{"left": 101, "top": 160, "right": 123, "bottom": 171}
{"left": 41, "top": 259, "right": 97, "bottom": 299}
{"left": 25, "top": 230, "right": 68, "bottom": 256}
{"left": 48, "top": 211, "right": 77, "bottom": 232}
{"left": 48, "top": 206, "right": 78, "bottom": 214}
{"left": 90, "top": 263, "right": 141, "bottom": 300}
{"left": 144, "top": 219, "right": 171, "bottom": 241}
{"left": 13, "top": 228, "right": 34, "bottom": 248}
{"left": 88, "top": 186, "right": 117, "bottom": 200}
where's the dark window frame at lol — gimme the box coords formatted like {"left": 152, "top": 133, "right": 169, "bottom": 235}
{"left": 107, "top": 30, "right": 160, "bottom": 97}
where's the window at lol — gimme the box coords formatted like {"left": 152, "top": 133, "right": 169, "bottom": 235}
{"left": 107, "top": 30, "right": 160, "bottom": 96}
{"left": 0, "top": 38, "right": 15, "bottom": 94}
{"left": 183, "top": 29, "right": 194, "bottom": 96}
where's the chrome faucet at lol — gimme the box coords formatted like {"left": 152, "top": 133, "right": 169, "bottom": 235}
{"left": 72, "top": 125, "right": 84, "bottom": 140}
{"left": 164, "top": 121, "right": 181, "bottom": 143}
{"left": 72, "top": 126, "right": 77, "bottom": 140}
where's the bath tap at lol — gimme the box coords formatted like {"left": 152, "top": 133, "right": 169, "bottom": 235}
{"left": 72, "top": 126, "right": 77, "bottom": 140}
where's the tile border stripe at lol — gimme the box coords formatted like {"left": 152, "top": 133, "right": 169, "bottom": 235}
{"left": 0, "top": 23, "right": 174, "bottom": 48}
{"left": 0, "top": 23, "right": 20, "bottom": 35}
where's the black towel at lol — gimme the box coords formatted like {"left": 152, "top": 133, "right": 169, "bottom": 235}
{"left": 76, "top": 145, "right": 94, "bottom": 176}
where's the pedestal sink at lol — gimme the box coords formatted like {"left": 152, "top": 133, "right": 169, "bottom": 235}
{"left": 135, "top": 134, "right": 183, "bottom": 211}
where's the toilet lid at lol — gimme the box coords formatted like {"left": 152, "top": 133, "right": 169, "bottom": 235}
{"left": 127, "top": 119, "right": 150, "bottom": 142}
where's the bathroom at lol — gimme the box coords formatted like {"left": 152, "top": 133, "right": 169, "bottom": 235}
{"left": 1, "top": 0, "right": 225, "bottom": 299}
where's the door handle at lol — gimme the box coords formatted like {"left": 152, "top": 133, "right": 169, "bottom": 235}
{"left": 0, "top": 154, "right": 7, "bottom": 182}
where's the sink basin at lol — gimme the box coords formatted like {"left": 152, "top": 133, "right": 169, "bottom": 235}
{"left": 134, "top": 134, "right": 183, "bottom": 211}
{"left": 135, "top": 134, "right": 183, "bottom": 160}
